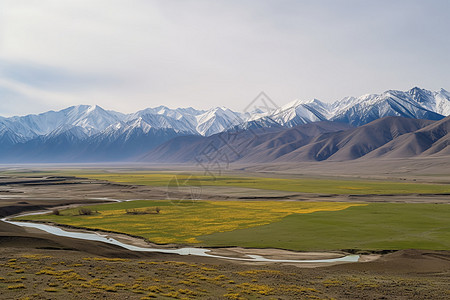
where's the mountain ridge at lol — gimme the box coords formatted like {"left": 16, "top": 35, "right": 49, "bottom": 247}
{"left": 1, "top": 87, "right": 449, "bottom": 163}
{"left": 141, "top": 116, "right": 449, "bottom": 164}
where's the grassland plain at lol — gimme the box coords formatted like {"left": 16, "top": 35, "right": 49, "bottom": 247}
{"left": 75, "top": 173, "right": 450, "bottom": 194}
{"left": 200, "top": 203, "right": 450, "bottom": 251}
{"left": 15, "top": 201, "right": 362, "bottom": 244}
{"left": 15, "top": 201, "right": 450, "bottom": 251}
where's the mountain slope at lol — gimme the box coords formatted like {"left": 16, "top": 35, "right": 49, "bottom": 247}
{"left": 275, "top": 117, "right": 434, "bottom": 162}
{"left": 140, "top": 121, "right": 353, "bottom": 163}
{"left": 141, "top": 116, "right": 448, "bottom": 164}
{"left": 1, "top": 125, "right": 184, "bottom": 163}
{"left": 362, "top": 115, "right": 450, "bottom": 159}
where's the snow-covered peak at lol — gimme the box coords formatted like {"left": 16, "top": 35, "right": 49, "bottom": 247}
{"left": 45, "top": 124, "right": 89, "bottom": 140}
{"left": 0, "top": 124, "right": 25, "bottom": 144}
{"left": 128, "top": 117, "right": 153, "bottom": 134}
{"left": 281, "top": 98, "right": 321, "bottom": 108}
{"left": 433, "top": 89, "right": 450, "bottom": 116}
{"left": 156, "top": 106, "right": 169, "bottom": 115}
{"left": 87, "top": 104, "right": 100, "bottom": 113}
{"left": 331, "top": 96, "right": 360, "bottom": 115}
{"left": 408, "top": 87, "right": 434, "bottom": 103}
{"left": 196, "top": 107, "right": 240, "bottom": 123}
{"left": 195, "top": 107, "right": 244, "bottom": 136}
{"left": 67, "top": 105, "right": 120, "bottom": 132}
{"left": 248, "top": 98, "right": 330, "bottom": 127}
{"left": 438, "top": 88, "right": 449, "bottom": 96}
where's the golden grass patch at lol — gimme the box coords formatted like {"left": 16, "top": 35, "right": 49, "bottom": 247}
{"left": 19, "top": 200, "right": 364, "bottom": 245}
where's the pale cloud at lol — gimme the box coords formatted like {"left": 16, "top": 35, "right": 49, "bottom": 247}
{"left": 0, "top": 0, "right": 449, "bottom": 116}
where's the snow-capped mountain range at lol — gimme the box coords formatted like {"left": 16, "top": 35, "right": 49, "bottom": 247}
{"left": 0, "top": 104, "right": 247, "bottom": 142}
{"left": 244, "top": 87, "right": 450, "bottom": 129}
{"left": 0, "top": 87, "right": 449, "bottom": 162}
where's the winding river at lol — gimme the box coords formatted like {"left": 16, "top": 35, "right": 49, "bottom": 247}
{"left": 3, "top": 212, "right": 360, "bottom": 264}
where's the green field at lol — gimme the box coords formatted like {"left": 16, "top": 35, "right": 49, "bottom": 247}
{"left": 72, "top": 173, "right": 450, "bottom": 195}
{"left": 2, "top": 170, "right": 449, "bottom": 194}
{"left": 201, "top": 203, "right": 450, "bottom": 251}
{"left": 15, "top": 200, "right": 450, "bottom": 251}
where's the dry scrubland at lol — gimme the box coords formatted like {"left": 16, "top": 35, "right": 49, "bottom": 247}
{"left": 1, "top": 249, "right": 449, "bottom": 300}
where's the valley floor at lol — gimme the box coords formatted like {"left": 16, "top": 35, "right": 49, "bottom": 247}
{"left": 0, "top": 167, "right": 449, "bottom": 299}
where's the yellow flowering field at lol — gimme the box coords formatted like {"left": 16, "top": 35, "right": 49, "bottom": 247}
{"left": 16, "top": 200, "right": 364, "bottom": 244}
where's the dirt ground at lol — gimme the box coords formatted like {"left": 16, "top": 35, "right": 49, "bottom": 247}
{"left": 1, "top": 246, "right": 449, "bottom": 300}
{"left": 0, "top": 173, "right": 449, "bottom": 299}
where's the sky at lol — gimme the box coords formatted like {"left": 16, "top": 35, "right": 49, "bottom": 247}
{"left": 1, "top": 0, "right": 449, "bottom": 117}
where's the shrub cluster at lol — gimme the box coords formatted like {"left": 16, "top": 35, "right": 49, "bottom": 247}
{"left": 78, "top": 208, "right": 98, "bottom": 216}
{"left": 126, "top": 207, "right": 161, "bottom": 215}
